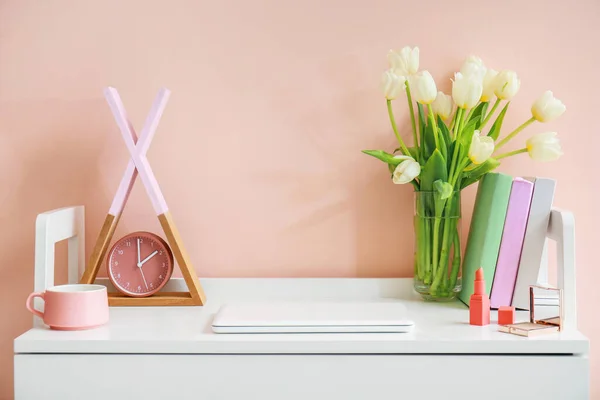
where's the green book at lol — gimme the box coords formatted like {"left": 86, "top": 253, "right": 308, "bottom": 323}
{"left": 459, "top": 172, "right": 513, "bottom": 305}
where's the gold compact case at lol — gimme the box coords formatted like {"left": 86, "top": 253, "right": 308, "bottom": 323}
{"left": 498, "top": 286, "right": 563, "bottom": 337}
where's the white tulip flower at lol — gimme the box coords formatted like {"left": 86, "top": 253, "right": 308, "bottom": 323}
{"left": 481, "top": 68, "right": 498, "bottom": 102}
{"left": 452, "top": 72, "right": 483, "bottom": 109}
{"left": 381, "top": 70, "right": 406, "bottom": 100}
{"left": 431, "top": 91, "right": 453, "bottom": 119}
{"left": 388, "top": 46, "right": 419, "bottom": 76}
{"left": 531, "top": 91, "right": 566, "bottom": 122}
{"left": 392, "top": 155, "right": 421, "bottom": 184}
{"left": 410, "top": 71, "right": 437, "bottom": 105}
{"left": 468, "top": 130, "right": 495, "bottom": 164}
{"left": 494, "top": 70, "right": 520, "bottom": 100}
{"left": 461, "top": 55, "right": 484, "bottom": 67}
{"left": 460, "top": 55, "right": 487, "bottom": 82}
{"left": 526, "top": 132, "right": 563, "bottom": 161}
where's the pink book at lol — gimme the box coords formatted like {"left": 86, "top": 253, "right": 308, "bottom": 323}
{"left": 490, "top": 178, "right": 534, "bottom": 308}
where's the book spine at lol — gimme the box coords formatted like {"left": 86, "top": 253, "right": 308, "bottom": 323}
{"left": 512, "top": 178, "right": 556, "bottom": 309}
{"left": 458, "top": 173, "right": 513, "bottom": 305}
{"left": 490, "top": 178, "right": 534, "bottom": 308}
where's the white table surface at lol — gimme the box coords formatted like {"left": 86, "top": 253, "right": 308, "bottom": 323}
{"left": 14, "top": 278, "right": 589, "bottom": 355}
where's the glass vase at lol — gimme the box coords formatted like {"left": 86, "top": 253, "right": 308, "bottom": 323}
{"left": 413, "top": 191, "right": 462, "bottom": 301}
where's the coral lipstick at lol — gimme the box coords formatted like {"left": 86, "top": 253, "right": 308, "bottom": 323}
{"left": 470, "top": 268, "right": 490, "bottom": 326}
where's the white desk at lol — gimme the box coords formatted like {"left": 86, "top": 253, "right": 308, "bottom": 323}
{"left": 14, "top": 278, "right": 589, "bottom": 400}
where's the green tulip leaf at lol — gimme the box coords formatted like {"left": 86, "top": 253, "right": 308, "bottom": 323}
{"left": 446, "top": 141, "right": 456, "bottom": 170}
{"left": 417, "top": 103, "right": 427, "bottom": 138}
{"left": 468, "top": 102, "right": 489, "bottom": 129}
{"left": 422, "top": 122, "right": 435, "bottom": 161}
{"left": 395, "top": 146, "right": 420, "bottom": 160}
{"left": 434, "top": 179, "right": 453, "bottom": 200}
{"left": 362, "top": 149, "right": 407, "bottom": 166}
{"left": 408, "top": 146, "right": 420, "bottom": 160}
{"left": 438, "top": 127, "right": 448, "bottom": 161}
{"left": 460, "top": 175, "right": 481, "bottom": 189}
{"left": 460, "top": 158, "right": 500, "bottom": 189}
{"left": 488, "top": 102, "right": 510, "bottom": 140}
{"left": 437, "top": 116, "right": 451, "bottom": 145}
{"left": 436, "top": 116, "right": 452, "bottom": 162}
{"left": 455, "top": 119, "right": 479, "bottom": 171}
{"left": 458, "top": 118, "right": 478, "bottom": 154}
{"left": 420, "top": 149, "right": 448, "bottom": 191}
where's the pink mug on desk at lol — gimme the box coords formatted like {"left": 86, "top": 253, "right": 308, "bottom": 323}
{"left": 26, "top": 284, "right": 109, "bottom": 330}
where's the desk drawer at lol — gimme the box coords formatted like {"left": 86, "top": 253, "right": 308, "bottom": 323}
{"left": 15, "top": 354, "right": 588, "bottom": 400}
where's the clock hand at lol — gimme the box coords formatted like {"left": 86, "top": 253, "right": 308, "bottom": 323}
{"left": 137, "top": 238, "right": 141, "bottom": 266}
{"left": 138, "top": 267, "right": 149, "bottom": 290}
{"left": 135, "top": 238, "right": 149, "bottom": 290}
{"left": 139, "top": 250, "right": 158, "bottom": 266}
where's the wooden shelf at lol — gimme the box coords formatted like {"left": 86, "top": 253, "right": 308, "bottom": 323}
{"left": 108, "top": 292, "right": 195, "bottom": 306}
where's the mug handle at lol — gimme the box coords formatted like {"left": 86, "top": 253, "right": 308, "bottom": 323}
{"left": 26, "top": 292, "right": 45, "bottom": 319}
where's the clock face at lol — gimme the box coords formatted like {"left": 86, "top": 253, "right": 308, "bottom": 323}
{"left": 107, "top": 232, "right": 174, "bottom": 297}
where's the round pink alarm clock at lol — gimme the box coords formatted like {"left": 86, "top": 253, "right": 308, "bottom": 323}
{"left": 107, "top": 232, "right": 174, "bottom": 297}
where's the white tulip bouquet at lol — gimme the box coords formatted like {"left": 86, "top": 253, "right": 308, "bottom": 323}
{"left": 364, "top": 47, "right": 565, "bottom": 300}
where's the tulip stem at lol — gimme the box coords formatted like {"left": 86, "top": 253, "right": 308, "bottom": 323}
{"left": 449, "top": 109, "right": 457, "bottom": 135}
{"left": 431, "top": 193, "right": 458, "bottom": 294}
{"left": 428, "top": 105, "right": 440, "bottom": 150}
{"left": 495, "top": 117, "right": 536, "bottom": 151}
{"left": 453, "top": 108, "right": 464, "bottom": 139}
{"left": 465, "top": 105, "right": 476, "bottom": 125}
{"left": 496, "top": 147, "right": 527, "bottom": 160}
{"left": 387, "top": 100, "right": 411, "bottom": 156}
{"left": 432, "top": 155, "right": 466, "bottom": 294}
{"left": 448, "top": 223, "right": 461, "bottom": 291}
{"left": 432, "top": 218, "right": 440, "bottom": 279}
{"left": 480, "top": 98, "right": 501, "bottom": 130}
{"left": 405, "top": 83, "right": 419, "bottom": 153}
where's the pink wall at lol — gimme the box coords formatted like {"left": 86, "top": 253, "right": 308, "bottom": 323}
{"left": 1, "top": 0, "right": 598, "bottom": 397}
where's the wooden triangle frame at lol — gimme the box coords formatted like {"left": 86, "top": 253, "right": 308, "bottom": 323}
{"left": 80, "top": 87, "right": 206, "bottom": 306}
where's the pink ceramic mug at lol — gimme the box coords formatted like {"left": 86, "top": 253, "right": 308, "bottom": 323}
{"left": 26, "top": 284, "right": 109, "bottom": 330}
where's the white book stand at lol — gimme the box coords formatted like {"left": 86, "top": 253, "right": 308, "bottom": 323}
{"left": 31, "top": 206, "right": 577, "bottom": 329}
{"left": 32, "top": 206, "right": 85, "bottom": 327}
{"left": 545, "top": 208, "right": 577, "bottom": 329}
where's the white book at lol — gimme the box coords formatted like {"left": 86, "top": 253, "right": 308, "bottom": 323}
{"left": 512, "top": 177, "right": 556, "bottom": 309}
{"left": 212, "top": 302, "right": 414, "bottom": 333}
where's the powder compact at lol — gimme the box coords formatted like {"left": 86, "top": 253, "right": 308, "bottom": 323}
{"left": 499, "top": 286, "right": 563, "bottom": 337}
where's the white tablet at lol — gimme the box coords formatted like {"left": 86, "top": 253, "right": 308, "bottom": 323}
{"left": 212, "top": 302, "right": 414, "bottom": 333}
